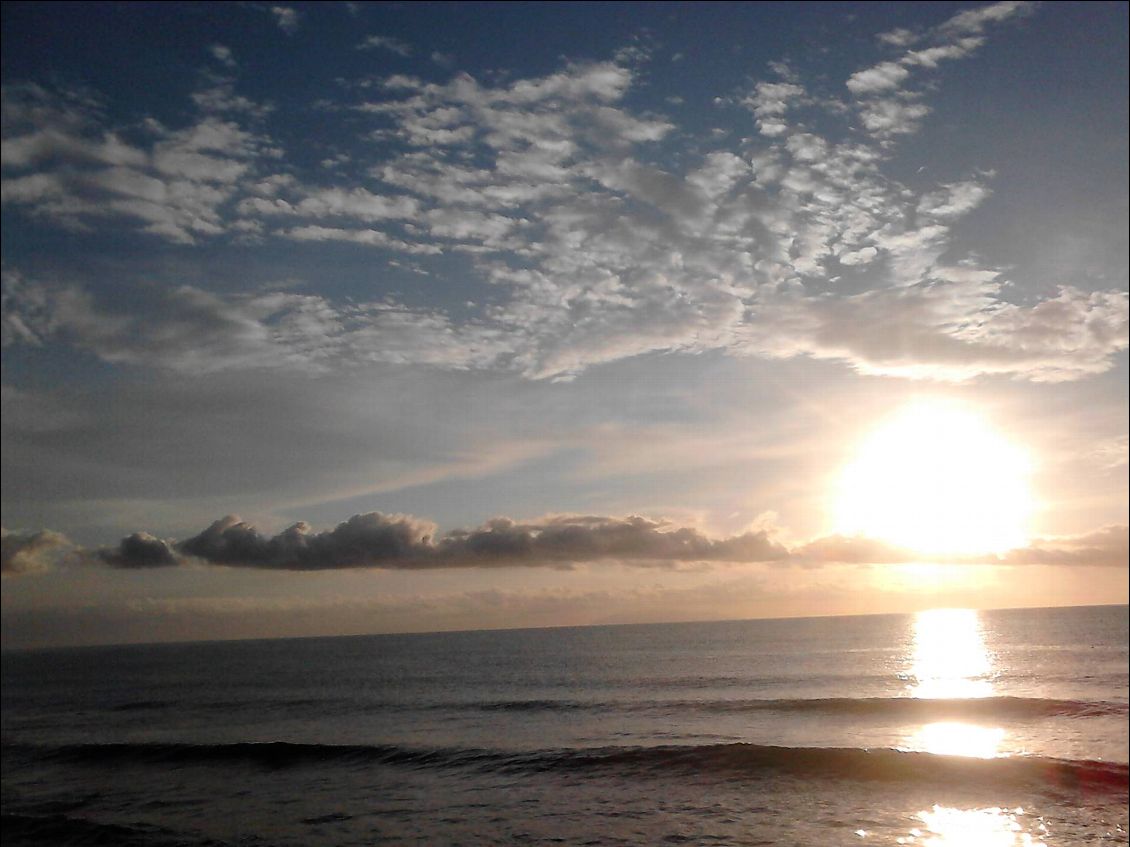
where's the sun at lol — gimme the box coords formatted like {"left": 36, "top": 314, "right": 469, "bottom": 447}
{"left": 832, "top": 400, "right": 1033, "bottom": 556}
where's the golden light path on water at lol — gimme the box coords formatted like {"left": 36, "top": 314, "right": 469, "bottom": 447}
{"left": 871, "top": 610, "right": 1049, "bottom": 846}
{"left": 907, "top": 608, "right": 1002, "bottom": 760}
{"left": 857, "top": 806, "right": 1051, "bottom": 846}
{"left": 856, "top": 806, "right": 1050, "bottom": 846}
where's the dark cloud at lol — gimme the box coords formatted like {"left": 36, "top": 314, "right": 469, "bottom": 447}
{"left": 16, "top": 516, "right": 1125, "bottom": 575}
{"left": 177, "top": 513, "right": 436, "bottom": 570}
{"left": 96, "top": 532, "right": 179, "bottom": 569}
{"left": 166, "top": 512, "right": 787, "bottom": 570}
{"left": 993, "top": 526, "right": 1129, "bottom": 569}
{"left": 1, "top": 527, "right": 71, "bottom": 574}
{"left": 85, "top": 511, "right": 788, "bottom": 571}
{"left": 436, "top": 515, "right": 788, "bottom": 568}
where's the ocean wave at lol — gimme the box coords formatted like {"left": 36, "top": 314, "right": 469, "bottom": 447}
{"left": 462, "top": 695, "right": 1126, "bottom": 720}
{"left": 7, "top": 740, "right": 1126, "bottom": 795}
{"left": 693, "top": 696, "right": 1128, "bottom": 719}
{"left": 96, "top": 694, "right": 1129, "bottom": 722}
{"left": 109, "top": 696, "right": 337, "bottom": 713}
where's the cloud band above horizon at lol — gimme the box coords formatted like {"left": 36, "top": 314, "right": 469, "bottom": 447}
{"left": 5, "top": 512, "right": 1127, "bottom": 575}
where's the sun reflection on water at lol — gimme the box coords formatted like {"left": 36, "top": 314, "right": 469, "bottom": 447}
{"left": 910, "top": 608, "right": 993, "bottom": 700}
{"left": 905, "top": 806, "right": 1048, "bottom": 846}
{"left": 904, "top": 608, "right": 1007, "bottom": 759}
{"left": 914, "top": 722, "right": 1005, "bottom": 759}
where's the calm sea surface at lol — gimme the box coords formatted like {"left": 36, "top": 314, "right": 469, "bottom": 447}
{"left": 2, "top": 604, "right": 1127, "bottom": 846}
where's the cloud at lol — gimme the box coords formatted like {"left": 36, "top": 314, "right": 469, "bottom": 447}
{"left": 939, "top": 0, "right": 1034, "bottom": 36}
{"left": 795, "top": 526, "right": 1130, "bottom": 569}
{"left": 3, "top": 5, "right": 1125, "bottom": 386}
{"left": 1, "top": 268, "right": 50, "bottom": 346}
{"left": 1090, "top": 435, "right": 1129, "bottom": 470}
{"left": 1, "top": 85, "right": 275, "bottom": 243}
{"left": 437, "top": 515, "right": 787, "bottom": 568}
{"left": 994, "top": 525, "right": 1129, "bottom": 569}
{"left": 744, "top": 80, "right": 805, "bottom": 137}
{"left": 96, "top": 532, "right": 179, "bottom": 569}
{"left": 916, "top": 179, "right": 991, "bottom": 220}
{"left": 122, "top": 512, "right": 788, "bottom": 571}
{"left": 358, "top": 35, "right": 413, "bottom": 57}
{"left": 742, "top": 275, "right": 1129, "bottom": 383}
{"left": 209, "top": 44, "right": 237, "bottom": 68}
{"left": 1, "top": 527, "right": 71, "bottom": 574}
{"left": 877, "top": 28, "right": 919, "bottom": 48}
{"left": 845, "top": 3, "right": 1031, "bottom": 142}
{"left": 856, "top": 98, "right": 931, "bottom": 137}
{"left": 62, "top": 513, "right": 1130, "bottom": 573}
{"left": 846, "top": 62, "right": 910, "bottom": 95}
{"left": 270, "top": 6, "right": 299, "bottom": 34}
{"left": 1, "top": 276, "right": 509, "bottom": 373}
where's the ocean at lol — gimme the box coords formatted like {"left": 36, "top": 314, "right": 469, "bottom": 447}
{"left": 2, "top": 604, "right": 1126, "bottom": 846}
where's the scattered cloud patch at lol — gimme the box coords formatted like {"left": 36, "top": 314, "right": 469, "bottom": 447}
{"left": 1, "top": 527, "right": 71, "bottom": 574}
{"left": 1, "top": 84, "right": 275, "bottom": 243}
{"left": 209, "top": 44, "right": 237, "bottom": 68}
{"left": 846, "top": 62, "right": 910, "bottom": 95}
{"left": 358, "top": 35, "right": 413, "bottom": 56}
{"left": 940, "top": 0, "right": 1034, "bottom": 37}
{"left": 270, "top": 6, "right": 299, "bottom": 34}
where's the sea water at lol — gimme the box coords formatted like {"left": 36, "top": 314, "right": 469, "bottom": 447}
{"left": 2, "top": 604, "right": 1126, "bottom": 845}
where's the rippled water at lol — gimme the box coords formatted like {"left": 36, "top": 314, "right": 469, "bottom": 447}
{"left": 2, "top": 604, "right": 1126, "bottom": 845}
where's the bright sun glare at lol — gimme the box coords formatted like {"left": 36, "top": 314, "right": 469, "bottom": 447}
{"left": 833, "top": 401, "right": 1033, "bottom": 556}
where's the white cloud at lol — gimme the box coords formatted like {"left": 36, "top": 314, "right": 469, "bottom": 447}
{"left": 744, "top": 80, "right": 805, "bottom": 137}
{"left": 917, "top": 180, "right": 991, "bottom": 220}
{"left": 270, "top": 6, "right": 299, "bottom": 34}
{"left": 1, "top": 86, "right": 275, "bottom": 243}
{"left": 844, "top": 2, "right": 1029, "bottom": 143}
{"left": 3, "top": 7, "right": 1125, "bottom": 386}
{"left": 857, "top": 98, "right": 931, "bottom": 137}
{"left": 903, "top": 37, "right": 985, "bottom": 68}
{"left": 209, "top": 44, "right": 237, "bottom": 68}
{"left": 846, "top": 62, "right": 910, "bottom": 95}
{"left": 741, "top": 275, "right": 1129, "bottom": 383}
{"left": 877, "top": 28, "right": 919, "bottom": 48}
{"left": 939, "top": 0, "right": 1034, "bottom": 36}
{"left": 358, "top": 35, "right": 413, "bottom": 56}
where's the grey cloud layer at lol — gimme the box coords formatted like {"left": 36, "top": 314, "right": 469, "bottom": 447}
{"left": 8, "top": 513, "right": 1117, "bottom": 574}
{"left": 98, "top": 512, "right": 789, "bottom": 571}
{"left": 2, "top": 1, "right": 1126, "bottom": 383}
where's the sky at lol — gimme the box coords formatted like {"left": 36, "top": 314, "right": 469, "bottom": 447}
{"left": 1, "top": 1, "right": 1127, "bottom": 649}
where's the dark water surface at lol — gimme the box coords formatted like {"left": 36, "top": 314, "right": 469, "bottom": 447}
{"left": 3, "top": 605, "right": 1126, "bottom": 845}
